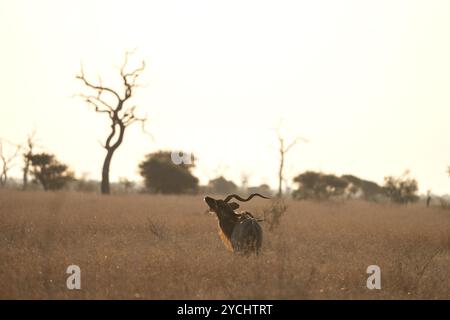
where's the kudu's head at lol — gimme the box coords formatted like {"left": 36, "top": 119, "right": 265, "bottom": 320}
{"left": 204, "top": 193, "right": 270, "bottom": 220}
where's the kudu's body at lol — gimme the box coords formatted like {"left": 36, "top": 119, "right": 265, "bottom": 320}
{"left": 204, "top": 193, "right": 269, "bottom": 255}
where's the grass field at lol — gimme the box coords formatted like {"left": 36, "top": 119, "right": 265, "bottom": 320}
{"left": 0, "top": 189, "right": 449, "bottom": 299}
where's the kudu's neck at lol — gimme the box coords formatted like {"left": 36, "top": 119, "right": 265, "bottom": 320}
{"left": 217, "top": 212, "right": 239, "bottom": 240}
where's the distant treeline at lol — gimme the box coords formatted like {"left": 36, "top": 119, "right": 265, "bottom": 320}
{"left": 292, "top": 171, "right": 419, "bottom": 204}
{"left": 0, "top": 148, "right": 427, "bottom": 205}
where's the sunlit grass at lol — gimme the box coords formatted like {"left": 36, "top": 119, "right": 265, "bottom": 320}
{"left": 0, "top": 190, "right": 449, "bottom": 299}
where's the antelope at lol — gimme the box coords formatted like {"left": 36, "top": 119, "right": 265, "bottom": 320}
{"left": 204, "top": 193, "right": 269, "bottom": 255}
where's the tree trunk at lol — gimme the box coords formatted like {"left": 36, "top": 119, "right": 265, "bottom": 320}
{"left": 278, "top": 152, "right": 284, "bottom": 198}
{"left": 101, "top": 123, "right": 125, "bottom": 195}
{"left": 23, "top": 169, "right": 28, "bottom": 190}
{"left": 101, "top": 150, "right": 114, "bottom": 194}
{"left": 23, "top": 159, "right": 30, "bottom": 191}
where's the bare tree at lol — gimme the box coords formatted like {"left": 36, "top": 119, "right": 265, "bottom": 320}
{"left": 275, "top": 127, "right": 307, "bottom": 198}
{"left": 0, "top": 139, "right": 21, "bottom": 187}
{"left": 426, "top": 189, "right": 432, "bottom": 207}
{"left": 22, "top": 129, "right": 37, "bottom": 190}
{"left": 77, "top": 51, "right": 147, "bottom": 194}
{"left": 240, "top": 171, "right": 250, "bottom": 193}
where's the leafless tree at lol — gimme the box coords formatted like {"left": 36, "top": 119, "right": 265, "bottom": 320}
{"left": 76, "top": 51, "right": 147, "bottom": 194}
{"left": 240, "top": 171, "right": 250, "bottom": 192}
{"left": 22, "top": 129, "right": 37, "bottom": 190}
{"left": 426, "top": 189, "right": 432, "bottom": 207}
{"left": 0, "top": 139, "right": 21, "bottom": 187}
{"left": 275, "top": 127, "right": 307, "bottom": 198}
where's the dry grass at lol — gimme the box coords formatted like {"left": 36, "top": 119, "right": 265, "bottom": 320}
{"left": 0, "top": 189, "right": 449, "bottom": 300}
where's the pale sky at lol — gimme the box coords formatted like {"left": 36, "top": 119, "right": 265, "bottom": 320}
{"left": 1, "top": 0, "right": 450, "bottom": 194}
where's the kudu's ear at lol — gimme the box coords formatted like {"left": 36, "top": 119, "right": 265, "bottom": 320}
{"left": 229, "top": 202, "right": 240, "bottom": 210}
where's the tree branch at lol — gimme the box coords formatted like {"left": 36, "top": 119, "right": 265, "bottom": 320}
{"left": 76, "top": 64, "right": 122, "bottom": 101}
{"left": 80, "top": 95, "right": 114, "bottom": 118}
{"left": 120, "top": 51, "right": 146, "bottom": 101}
{"left": 284, "top": 136, "right": 308, "bottom": 153}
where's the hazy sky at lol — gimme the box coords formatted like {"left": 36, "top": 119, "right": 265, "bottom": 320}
{"left": 1, "top": 0, "right": 450, "bottom": 194}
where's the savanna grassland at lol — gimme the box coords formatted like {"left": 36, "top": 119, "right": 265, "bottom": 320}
{"left": 0, "top": 189, "right": 449, "bottom": 300}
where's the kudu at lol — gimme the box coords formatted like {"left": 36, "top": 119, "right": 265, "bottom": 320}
{"left": 204, "top": 193, "right": 269, "bottom": 255}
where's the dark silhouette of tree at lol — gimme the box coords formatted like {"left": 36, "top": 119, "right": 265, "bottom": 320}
{"left": 0, "top": 139, "right": 20, "bottom": 187}
{"left": 208, "top": 176, "right": 237, "bottom": 195}
{"left": 293, "top": 171, "right": 387, "bottom": 201}
{"left": 341, "top": 174, "right": 383, "bottom": 200}
{"left": 292, "top": 171, "right": 321, "bottom": 199}
{"left": 292, "top": 171, "right": 349, "bottom": 200}
{"left": 22, "top": 129, "right": 37, "bottom": 191}
{"left": 77, "top": 51, "right": 147, "bottom": 195}
{"left": 139, "top": 151, "right": 198, "bottom": 194}
{"left": 426, "top": 189, "right": 432, "bottom": 207}
{"left": 247, "top": 184, "right": 273, "bottom": 197}
{"left": 29, "top": 153, "right": 74, "bottom": 191}
{"left": 240, "top": 171, "right": 250, "bottom": 193}
{"left": 383, "top": 171, "right": 419, "bottom": 204}
{"left": 323, "top": 174, "right": 349, "bottom": 196}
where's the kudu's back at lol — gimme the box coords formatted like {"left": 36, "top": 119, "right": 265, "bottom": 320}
{"left": 231, "top": 214, "right": 263, "bottom": 255}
